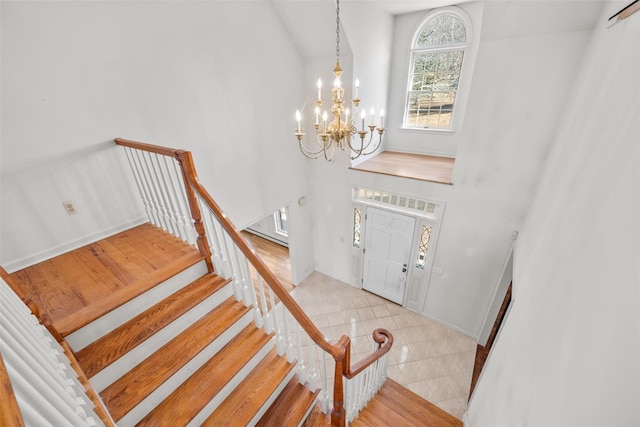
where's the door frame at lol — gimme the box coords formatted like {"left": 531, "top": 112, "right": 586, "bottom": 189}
{"left": 350, "top": 189, "right": 445, "bottom": 312}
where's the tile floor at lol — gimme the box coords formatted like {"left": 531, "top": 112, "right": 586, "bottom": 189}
{"left": 290, "top": 272, "right": 476, "bottom": 420}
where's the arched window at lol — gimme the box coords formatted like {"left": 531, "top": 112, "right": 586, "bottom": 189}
{"left": 404, "top": 10, "right": 470, "bottom": 130}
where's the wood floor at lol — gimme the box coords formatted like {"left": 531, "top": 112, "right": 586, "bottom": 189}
{"left": 9, "top": 223, "right": 203, "bottom": 336}
{"left": 350, "top": 151, "right": 455, "bottom": 185}
{"left": 241, "top": 231, "right": 294, "bottom": 293}
{"left": 303, "top": 379, "right": 462, "bottom": 427}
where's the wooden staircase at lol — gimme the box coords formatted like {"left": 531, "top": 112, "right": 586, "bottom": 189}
{"left": 60, "top": 256, "right": 320, "bottom": 426}
{"left": 2, "top": 139, "right": 463, "bottom": 426}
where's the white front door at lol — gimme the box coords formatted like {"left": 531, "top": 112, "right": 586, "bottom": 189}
{"left": 362, "top": 207, "right": 416, "bottom": 304}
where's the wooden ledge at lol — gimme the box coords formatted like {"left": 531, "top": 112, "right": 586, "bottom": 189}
{"left": 349, "top": 151, "right": 454, "bottom": 185}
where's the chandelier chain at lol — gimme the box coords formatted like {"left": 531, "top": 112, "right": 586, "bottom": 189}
{"left": 335, "top": 0, "right": 340, "bottom": 63}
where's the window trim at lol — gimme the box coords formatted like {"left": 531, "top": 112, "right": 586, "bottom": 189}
{"left": 273, "top": 206, "right": 288, "bottom": 237}
{"left": 401, "top": 6, "right": 474, "bottom": 133}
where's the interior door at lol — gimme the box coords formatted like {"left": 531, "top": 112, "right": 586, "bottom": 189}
{"left": 362, "top": 207, "right": 416, "bottom": 304}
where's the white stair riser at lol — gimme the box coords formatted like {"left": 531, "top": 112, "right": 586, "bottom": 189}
{"left": 90, "top": 281, "right": 236, "bottom": 392}
{"left": 117, "top": 310, "right": 257, "bottom": 427}
{"left": 66, "top": 261, "right": 209, "bottom": 350}
{"left": 186, "top": 337, "right": 278, "bottom": 427}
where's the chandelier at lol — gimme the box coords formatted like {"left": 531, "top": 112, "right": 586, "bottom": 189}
{"left": 294, "top": 0, "right": 385, "bottom": 161}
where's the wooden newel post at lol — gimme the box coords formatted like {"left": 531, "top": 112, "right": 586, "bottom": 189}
{"left": 175, "top": 151, "right": 214, "bottom": 273}
{"left": 331, "top": 359, "right": 346, "bottom": 427}
{"left": 331, "top": 336, "right": 351, "bottom": 427}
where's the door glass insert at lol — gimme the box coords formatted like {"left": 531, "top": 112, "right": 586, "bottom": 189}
{"left": 353, "top": 208, "right": 361, "bottom": 248}
{"left": 416, "top": 225, "right": 432, "bottom": 269}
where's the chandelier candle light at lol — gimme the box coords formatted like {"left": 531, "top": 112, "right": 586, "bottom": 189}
{"left": 294, "top": 0, "right": 385, "bottom": 161}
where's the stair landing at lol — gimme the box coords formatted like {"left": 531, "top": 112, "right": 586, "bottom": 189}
{"left": 304, "top": 379, "right": 462, "bottom": 427}
{"left": 9, "top": 223, "right": 203, "bottom": 335}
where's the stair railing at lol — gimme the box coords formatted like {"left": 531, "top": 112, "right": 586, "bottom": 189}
{"left": 115, "top": 138, "right": 393, "bottom": 426}
{"left": 0, "top": 268, "right": 115, "bottom": 427}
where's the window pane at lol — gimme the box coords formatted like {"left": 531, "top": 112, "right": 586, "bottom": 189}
{"left": 416, "top": 14, "right": 466, "bottom": 48}
{"left": 275, "top": 207, "right": 288, "bottom": 235}
{"left": 405, "top": 49, "right": 463, "bottom": 129}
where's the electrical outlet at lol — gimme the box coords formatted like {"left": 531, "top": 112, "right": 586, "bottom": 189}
{"left": 62, "top": 201, "right": 78, "bottom": 215}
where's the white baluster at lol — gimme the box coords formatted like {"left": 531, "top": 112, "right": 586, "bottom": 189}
{"left": 150, "top": 153, "right": 179, "bottom": 238}
{"left": 294, "top": 321, "right": 306, "bottom": 383}
{"left": 281, "top": 305, "right": 294, "bottom": 362}
{"left": 213, "top": 220, "right": 234, "bottom": 284}
{"left": 269, "top": 287, "right": 285, "bottom": 355}
{"left": 139, "top": 151, "right": 170, "bottom": 231}
{"left": 320, "top": 345, "right": 330, "bottom": 413}
{"left": 130, "top": 148, "right": 161, "bottom": 226}
{"left": 169, "top": 158, "right": 198, "bottom": 245}
{"left": 124, "top": 147, "right": 155, "bottom": 225}
{"left": 2, "top": 332, "right": 81, "bottom": 413}
{"left": 306, "top": 334, "right": 318, "bottom": 391}
{"left": 240, "top": 254, "right": 263, "bottom": 327}
{"left": 162, "top": 156, "right": 186, "bottom": 240}
{"left": 256, "top": 275, "right": 272, "bottom": 333}
{"left": 201, "top": 210, "right": 227, "bottom": 280}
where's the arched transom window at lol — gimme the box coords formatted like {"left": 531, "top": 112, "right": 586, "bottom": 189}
{"left": 404, "top": 11, "right": 469, "bottom": 130}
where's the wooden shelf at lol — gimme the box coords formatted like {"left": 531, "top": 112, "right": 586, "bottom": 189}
{"left": 349, "top": 151, "right": 455, "bottom": 185}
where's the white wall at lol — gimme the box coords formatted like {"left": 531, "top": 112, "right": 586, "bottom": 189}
{"left": 0, "top": 1, "right": 313, "bottom": 278}
{"left": 310, "top": 1, "right": 600, "bottom": 337}
{"left": 467, "top": 2, "right": 640, "bottom": 425}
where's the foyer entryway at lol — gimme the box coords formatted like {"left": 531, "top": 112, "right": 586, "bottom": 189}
{"left": 362, "top": 207, "right": 416, "bottom": 304}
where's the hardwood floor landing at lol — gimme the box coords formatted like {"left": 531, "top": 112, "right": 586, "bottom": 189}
{"left": 351, "top": 379, "right": 462, "bottom": 427}
{"left": 9, "top": 223, "right": 202, "bottom": 335}
{"left": 303, "top": 379, "right": 462, "bottom": 426}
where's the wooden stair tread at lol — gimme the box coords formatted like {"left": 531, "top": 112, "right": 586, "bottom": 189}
{"left": 77, "top": 273, "right": 230, "bottom": 378}
{"left": 351, "top": 379, "right": 462, "bottom": 427}
{"left": 137, "top": 323, "right": 274, "bottom": 426}
{"left": 301, "top": 402, "right": 331, "bottom": 427}
{"left": 100, "top": 297, "right": 250, "bottom": 421}
{"left": 56, "top": 250, "right": 204, "bottom": 336}
{"left": 202, "top": 348, "right": 296, "bottom": 427}
{"left": 256, "top": 374, "right": 319, "bottom": 427}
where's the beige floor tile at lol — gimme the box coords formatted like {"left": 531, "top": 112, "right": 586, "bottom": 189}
{"left": 292, "top": 271, "right": 475, "bottom": 421}
{"left": 372, "top": 304, "right": 391, "bottom": 318}
{"left": 356, "top": 306, "right": 376, "bottom": 321}
{"left": 385, "top": 301, "right": 406, "bottom": 315}
{"left": 352, "top": 295, "right": 370, "bottom": 308}
{"left": 397, "top": 360, "right": 425, "bottom": 385}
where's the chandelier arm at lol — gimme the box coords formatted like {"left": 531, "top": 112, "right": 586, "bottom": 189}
{"left": 346, "top": 129, "right": 373, "bottom": 154}
{"left": 298, "top": 137, "right": 331, "bottom": 159}
{"left": 298, "top": 143, "right": 325, "bottom": 159}
{"left": 356, "top": 133, "right": 383, "bottom": 157}
{"left": 323, "top": 140, "right": 336, "bottom": 161}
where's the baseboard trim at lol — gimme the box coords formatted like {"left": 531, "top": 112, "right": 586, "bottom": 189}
{"left": 3, "top": 216, "right": 148, "bottom": 273}
{"left": 244, "top": 228, "right": 288, "bottom": 248}
{"left": 415, "top": 311, "right": 478, "bottom": 341}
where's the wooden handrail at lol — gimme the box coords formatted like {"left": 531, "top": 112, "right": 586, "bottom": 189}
{"left": 0, "top": 266, "right": 65, "bottom": 343}
{"left": 114, "top": 138, "right": 394, "bottom": 426}
{"left": 343, "top": 328, "right": 393, "bottom": 379}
